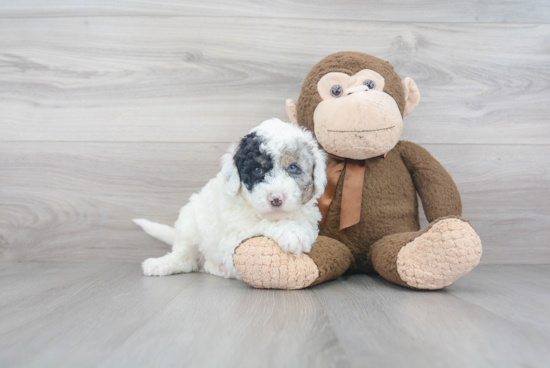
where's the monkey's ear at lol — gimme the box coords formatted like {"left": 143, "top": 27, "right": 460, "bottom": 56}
{"left": 285, "top": 99, "right": 298, "bottom": 125}
{"left": 401, "top": 77, "right": 420, "bottom": 117}
{"left": 220, "top": 145, "right": 241, "bottom": 197}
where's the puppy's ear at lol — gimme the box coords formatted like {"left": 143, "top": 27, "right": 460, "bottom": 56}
{"left": 309, "top": 142, "right": 328, "bottom": 201}
{"left": 220, "top": 145, "right": 241, "bottom": 197}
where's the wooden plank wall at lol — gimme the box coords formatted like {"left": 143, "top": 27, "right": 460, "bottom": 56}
{"left": 1, "top": 1, "right": 549, "bottom": 264}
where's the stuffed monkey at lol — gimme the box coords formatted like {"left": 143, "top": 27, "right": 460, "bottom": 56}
{"left": 233, "top": 51, "right": 482, "bottom": 290}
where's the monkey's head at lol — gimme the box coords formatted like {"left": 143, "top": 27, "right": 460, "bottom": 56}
{"left": 286, "top": 52, "right": 420, "bottom": 160}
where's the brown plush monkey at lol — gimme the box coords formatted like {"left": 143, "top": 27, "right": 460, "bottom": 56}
{"left": 233, "top": 52, "right": 482, "bottom": 290}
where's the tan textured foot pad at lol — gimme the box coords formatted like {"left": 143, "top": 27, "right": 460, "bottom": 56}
{"left": 397, "top": 218, "right": 482, "bottom": 290}
{"left": 234, "top": 237, "right": 319, "bottom": 289}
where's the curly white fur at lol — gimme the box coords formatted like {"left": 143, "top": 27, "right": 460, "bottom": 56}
{"left": 134, "top": 118, "right": 327, "bottom": 279}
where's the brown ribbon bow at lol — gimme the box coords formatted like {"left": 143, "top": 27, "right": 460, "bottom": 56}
{"left": 318, "top": 153, "right": 387, "bottom": 231}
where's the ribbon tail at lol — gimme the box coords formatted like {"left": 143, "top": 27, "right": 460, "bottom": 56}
{"left": 318, "top": 160, "right": 345, "bottom": 225}
{"left": 340, "top": 160, "right": 366, "bottom": 230}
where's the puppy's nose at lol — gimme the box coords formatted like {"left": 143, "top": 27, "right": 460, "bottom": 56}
{"left": 269, "top": 194, "right": 284, "bottom": 207}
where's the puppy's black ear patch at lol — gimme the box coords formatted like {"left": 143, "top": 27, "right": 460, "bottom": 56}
{"left": 233, "top": 132, "right": 274, "bottom": 191}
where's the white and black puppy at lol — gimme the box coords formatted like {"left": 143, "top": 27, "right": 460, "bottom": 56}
{"left": 134, "top": 118, "right": 327, "bottom": 279}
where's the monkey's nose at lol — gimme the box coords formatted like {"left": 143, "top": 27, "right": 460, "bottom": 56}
{"left": 346, "top": 85, "right": 369, "bottom": 95}
{"left": 347, "top": 89, "right": 368, "bottom": 95}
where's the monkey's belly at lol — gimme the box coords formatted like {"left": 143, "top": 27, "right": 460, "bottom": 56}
{"left": 319, "top": 152, "right": 419, "bottom": 273}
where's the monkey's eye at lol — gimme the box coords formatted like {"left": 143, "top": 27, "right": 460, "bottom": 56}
{"left": 253, "top": 167, "right": 264, "bottom": 176}
{"left": 288, "top": 164, "right": 300, "bottom": 174}
{"left": 330, "top": 85, "right": 343, "bottom": 97}
{"left": 363, "top": 80, "right": 375, "bottom": 90}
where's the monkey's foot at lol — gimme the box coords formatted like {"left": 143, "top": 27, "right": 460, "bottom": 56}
{"left": 397, "top": 218, "right": 482, "bottom": 290}
{"left": 234, "top": 237, "right": 319, "bottom": 289}
{"left": 234, "top": 236, "right": 353, "bottom": 290}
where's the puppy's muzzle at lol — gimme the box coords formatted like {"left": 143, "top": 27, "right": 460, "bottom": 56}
{"left": 269, "top": 193, "right": 284, "bottom": 207}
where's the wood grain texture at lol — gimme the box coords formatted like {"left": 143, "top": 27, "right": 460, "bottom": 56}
{"left": 1, "top": 17, "right": 549, "bottom": 144}
{"left": 0, "top": 263, "right": 549, "bottom": 367}
{"left": 0, "top": 3, "right": 548, "bottom": 265}
{"left": 1, "top": 0, "right": 549, "bottom": 23}
{"left": 0, "top": 262, "right": 349, "bottom": 368}
{"left": 1, "top": 142, "right": 548, "bottom": 264}
{"left": 313, "top": 266, "right": 550, "bottom": 367}
{"left": 0, "top": 142, "right": 224, "bottom": 262}
{"left": 450, "top": 265, "right": 550, "bottom": 339}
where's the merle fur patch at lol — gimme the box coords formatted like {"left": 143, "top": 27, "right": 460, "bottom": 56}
{"left": 233, "top": 132, "right": 274, "bottom": 190}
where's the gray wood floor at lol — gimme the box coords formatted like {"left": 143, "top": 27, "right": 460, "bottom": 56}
{"left": 1, "top": 263, "right": 549, "bottom": 368}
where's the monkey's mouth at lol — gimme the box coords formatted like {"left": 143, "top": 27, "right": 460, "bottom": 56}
{"left": 327, "top": 126, "right": 395, "bottom": 133}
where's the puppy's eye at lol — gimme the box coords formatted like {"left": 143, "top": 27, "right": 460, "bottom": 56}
{"left": 330, "top": 85, "right": 343, "bottom": 97}
{"left": 288, "top": 164, "right": 299, "bottom": 174}
{"left": 253, "top": 167, "right": 264, "bottom": 176}
{"left": 363, "top": 80, "right": 375, "bottom": 90}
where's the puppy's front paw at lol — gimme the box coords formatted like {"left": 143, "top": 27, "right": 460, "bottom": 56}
{"left": 273, "top": 231, "right": 313, "bottom": 256}
{"left": 142, "top": 257, "right": 179, "bottom": 276}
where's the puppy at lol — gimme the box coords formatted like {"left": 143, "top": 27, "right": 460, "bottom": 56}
{"left": 134, "top": 118, "right": 327, "bottom": 279}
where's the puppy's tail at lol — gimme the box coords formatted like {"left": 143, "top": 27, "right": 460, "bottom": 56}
{"left": 133, "top": 219, "right": 175, "bottom": 246}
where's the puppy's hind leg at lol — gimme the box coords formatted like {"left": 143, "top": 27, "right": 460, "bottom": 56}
{"left": 142, "top": 237, "right": 199, "bottom": 276}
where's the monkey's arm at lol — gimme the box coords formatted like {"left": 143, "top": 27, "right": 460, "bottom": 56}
{"left": 398, "top": 141, "right": 462, "bottom": 222}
